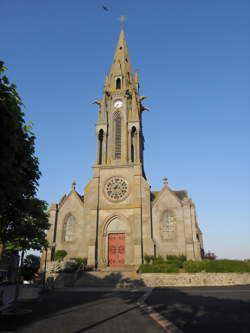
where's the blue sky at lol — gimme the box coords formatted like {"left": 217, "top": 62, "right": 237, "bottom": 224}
{"left": 2, "top": 0, "right": 249, "bottom": 259}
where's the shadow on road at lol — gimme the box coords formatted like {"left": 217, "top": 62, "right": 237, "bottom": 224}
{"left": 0, "top": 289, "right": 145, "bottom": 332}
{"left": 147, "top": 287, "right": 250, "bottom": 333}
{"left": 73, "top": 271, "right": 145, "bottom": 288}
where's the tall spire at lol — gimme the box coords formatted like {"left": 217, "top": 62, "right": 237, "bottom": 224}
{"left": 108, "top": 28, "right": 133, "bottom": 90}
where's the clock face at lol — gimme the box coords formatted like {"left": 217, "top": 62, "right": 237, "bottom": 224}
{"left": 104, "top": 177, "right": 128, "bottom": 201}
{"left": 114, "top": 100, "right": 123, "bottom": 109}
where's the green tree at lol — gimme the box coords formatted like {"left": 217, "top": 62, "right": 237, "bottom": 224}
{"left": 0, "top": 61, "right": 50, "bottom": 253}
{"left": 21, "top": 254, "right": 40, "bottom": 281}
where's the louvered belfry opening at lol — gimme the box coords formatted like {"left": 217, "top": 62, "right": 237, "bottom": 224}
{"left": 116, "top": 77, "right": 121, "bottom": 89}
{"left": 114, "top": 111, "right": 121, "bottom": 159}
{"left": 131, "top": 126, "right": 136, "bottom": 162}
{"left": 98, "top": 129, "right": 104, "bottom": 164}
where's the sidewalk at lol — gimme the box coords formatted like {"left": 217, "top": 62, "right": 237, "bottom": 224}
{"left": 0, "top": 284, "right": 41, "bottom": 312}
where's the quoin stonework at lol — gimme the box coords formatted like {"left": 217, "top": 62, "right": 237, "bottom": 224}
{"left": 44, "top": 28, "right": 203, "bottom": 269}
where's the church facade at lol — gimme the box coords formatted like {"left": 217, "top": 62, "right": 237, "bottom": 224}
{"left": 45, "top": 29, "right": 203, "bottom": 268}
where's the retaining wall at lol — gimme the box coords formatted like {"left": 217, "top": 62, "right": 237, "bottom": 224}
{"left": 141, "top": 273, "right": 250, "bottom": 287}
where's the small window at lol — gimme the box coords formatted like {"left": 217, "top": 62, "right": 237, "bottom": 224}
{"left": 116, "top": 78, "right": 121, "bottom": 89}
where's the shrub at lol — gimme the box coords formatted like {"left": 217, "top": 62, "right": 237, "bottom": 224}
{"left": 62, "top": 261, "right": 78, "bottom": 273}
{"left": 54, "top": 250, "right": 67, "bottom": 262}
{"left": 183, "top": 260, "right": 207, "bottom": 273}
{"left": 183, "top": 259, "right": 250, "bottom": 273}
{"left": 70, "top": 257, "right": 87, "bottom": 268}
{"left": 205, "top": 260, "right": 250, "bottom": 273}
{"left": 152, "top": 256, "right": 164, "bottom": 264}
{"left": 166, "top": 255, "right": 187, "bottom": 269}
{"left": 166, "top": 255, "right": 186, "bottom": 262}
{"left": 144, "top": 255, "right": 154, "bottom": 264}
{"left": 139, "top": 263, "right": 180, "bottom": 273}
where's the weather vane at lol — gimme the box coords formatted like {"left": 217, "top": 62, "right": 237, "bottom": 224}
{"left": 118, "top": 16, "right": 127, "bottom": 27}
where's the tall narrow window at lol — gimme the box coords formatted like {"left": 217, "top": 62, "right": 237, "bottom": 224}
{"left": 131, "top": 126, "right": 136, "bottom": 163}
{"left": 160, "top": 211, "right": 176, "bottom": 240}
{"left": 114, "top": 111, "right": 121, "bottom": 159}
{"left": 63, "top": 215, "right": 76, "bottom": 242}
{"left": 98, "top": 129, "right": 104, "bottom": 164}
{"left": 116, "top": 78, "right": 121, "bottom": 89}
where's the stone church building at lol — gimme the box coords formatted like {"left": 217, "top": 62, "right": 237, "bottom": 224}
{"left": 45, "top": 29, "right": 203, "bottom": 269}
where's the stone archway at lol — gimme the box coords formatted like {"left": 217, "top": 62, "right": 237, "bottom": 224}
{"left": 101, "top": 215, "right": 131, "bottom": 266}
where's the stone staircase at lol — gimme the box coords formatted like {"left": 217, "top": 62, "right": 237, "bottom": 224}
{"left": 74, "top": 270, "right": 144, "bottom": 288}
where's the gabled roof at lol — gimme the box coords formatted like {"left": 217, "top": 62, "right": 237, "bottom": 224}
{"left": 57, "top": 186, "right": 84, "bottom": 210}
{"left": 151, "top": 185, "right": 188, "bottom": 206}
{"left": 173, "top": 190, "right": 188, "bottom": 200}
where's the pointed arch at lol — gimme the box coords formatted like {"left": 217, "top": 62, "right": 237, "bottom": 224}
{"left": 113, "top": 111, "right": 121, "bottom": 159}
{"left": 98, "top": 129, "right": 104, "bottom": 164}
{"left": 160, "top": 210, "right": 176, "bottom": 240}
{"left": 131, "top": 126, "right": 137, "bottom": 163}
{"left": 62, "top": 214, "right": 76, "bottom": 242}
{"left": 116, "top": 77, "right": 121, "bottom": 89}
{"left": 103, "top": 214, "right": 131, "bottom": 236}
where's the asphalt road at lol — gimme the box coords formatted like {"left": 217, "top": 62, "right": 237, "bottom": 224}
{"left": 0, "top": 290, "right": 165, "bottom": 333}
{"left": 146, "top": 285, "right": 250, "bottom": 333}
{"left": 1, "top": 285, "right": 250, "bottom": 333}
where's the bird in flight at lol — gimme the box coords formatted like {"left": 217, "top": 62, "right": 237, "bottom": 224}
{"left": 102, "top": 5, "right": 109, "bottom": 11}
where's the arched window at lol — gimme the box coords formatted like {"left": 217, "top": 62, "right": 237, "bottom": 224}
{"left": 131, "top": 126, "right": 136, "bottom": 163}
{"left": 63, "top": 215, "right": 76, "bottom": 242}
{"left": 113, "top": 111, "right": 121, "bottom": 159}
{"left": 98, "top": 129, "right": 104, "bottom": 164}
{"left": 116, "top": 78, "right": 121, "bottom": 89}
{"left": 160, "top": 211, "right": 176, "bottom": 240}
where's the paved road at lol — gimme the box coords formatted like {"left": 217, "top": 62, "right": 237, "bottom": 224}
{"left": 147, "top": 285, "right": 250, "bottom": 333}
{"left": 0, "top": 289, "right": 165, "bottom": 333}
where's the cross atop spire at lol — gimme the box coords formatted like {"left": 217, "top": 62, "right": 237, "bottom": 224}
{"left": 72, "top": 181, "right": 76, "bottom": 191}
{"left": 163, "top": 176, "right": 168, "bottom": 186}
{"left": 118, "top": 16, "right": 127, "bottom": 27}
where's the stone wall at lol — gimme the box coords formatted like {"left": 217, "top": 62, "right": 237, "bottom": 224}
{"left": 141, "top": 273, "right": 250, "bottom": 287}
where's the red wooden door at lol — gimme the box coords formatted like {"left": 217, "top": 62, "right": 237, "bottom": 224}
{"left": 108, "top": 233, "right": 125, "bottom": 266}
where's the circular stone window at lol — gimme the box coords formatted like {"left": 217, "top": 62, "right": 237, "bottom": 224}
{"left": 104, "top": 177, "right": 129, "bottom": 202}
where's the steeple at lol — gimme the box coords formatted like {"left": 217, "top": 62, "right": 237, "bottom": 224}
{"left": 94, "top": 27, "right": 147, "bottom": 178}
{"left": 108, "top": 28, "right": 133, "bottom": 91}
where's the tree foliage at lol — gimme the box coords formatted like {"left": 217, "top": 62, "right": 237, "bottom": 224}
{"left": 21, "top": 254, "right": 40, "bottom": 280}
{"left": 204, "top": 251, "right": 217, "bottom": 260}
{"left": 0, "top": 61, "right": 50, "bottom": 252}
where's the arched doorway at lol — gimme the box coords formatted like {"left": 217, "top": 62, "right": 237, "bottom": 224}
{"left": 104, "top": 216, "right": 129, "bottom": 266}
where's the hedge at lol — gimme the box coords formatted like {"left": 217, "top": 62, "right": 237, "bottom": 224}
{"left": 140, "top": 259, "right": 250, "bottom": 273}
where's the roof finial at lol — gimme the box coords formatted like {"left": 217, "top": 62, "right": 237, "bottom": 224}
{"left": 72, "top": 181, "right": 76, "bottom": 191}
{"left": 118, "top": 15, "right": 127, "bottom": 27}
{"left": 163, "top": 176, "right": 168, "bottom": 186}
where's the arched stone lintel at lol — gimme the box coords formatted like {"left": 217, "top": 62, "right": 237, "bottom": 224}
{"left": 102, "top": 214, "right": 131, "bottom": 236}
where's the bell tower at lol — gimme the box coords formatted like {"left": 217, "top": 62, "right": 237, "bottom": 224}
{"left": 83, "top": 28, "right": 154, "bottom": 267}
{"left": 94, "top": 28, "right": 147, "bottom": 176}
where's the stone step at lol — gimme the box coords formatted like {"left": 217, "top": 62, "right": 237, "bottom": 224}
{"left": 74, "top": 271, "right": 144, "bottom": 288}
{"left": 98, "top": 265, "right": 139, "bottom": 272}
